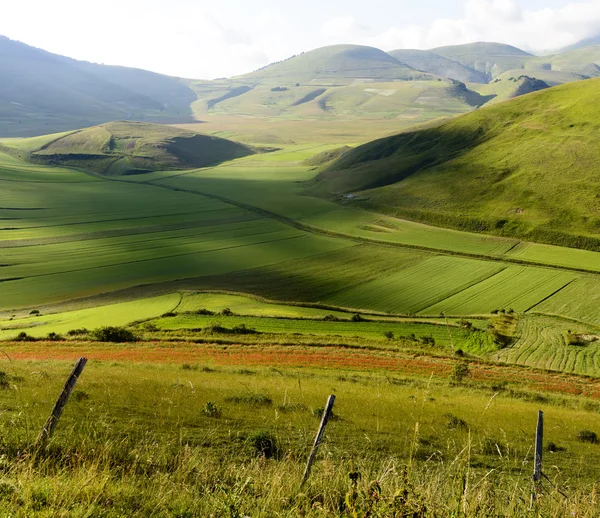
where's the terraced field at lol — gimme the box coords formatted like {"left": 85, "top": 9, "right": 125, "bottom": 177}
{"left": 534, "top": 276, "right": 600, "bottom": 326}
{"left": 496, "top": 316, "right": 600, "bottom": 377}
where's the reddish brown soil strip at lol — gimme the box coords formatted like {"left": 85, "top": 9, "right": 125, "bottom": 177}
{"left": 3, "top": 341, "right": 600, "bottom": 399}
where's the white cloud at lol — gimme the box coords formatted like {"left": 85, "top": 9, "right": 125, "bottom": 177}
{"left": 365, "top": 0, "right": 600, "bottom": 53}
{"left": 321, "top": 16, "right": 370, "bottom": 40}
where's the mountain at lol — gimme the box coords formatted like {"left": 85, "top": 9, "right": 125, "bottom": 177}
{"left": 430, "top": 42, "right": 533, "bottom": 79}
{"left": 388, "top": 49, "right": 489, "bottom": 83}
{"left": 469, "top": 73, "right": 550, "bottom": 104}
{"left": 310, "top": 78, "right": 600, "bottom": 250}
{"left": 558, "top": 34, "right": 600, "bottom": 53}
{"left": 232, "top": 44, "right": 432, "bottom": 86}
{"left": 0, "top": 36, "right": 196, "bottom": 137}
{"left": 189, "top": 45, "right": 491, "bottom": 125}
{"left": 0, "top": 121, "right": 255, "bottom": 175}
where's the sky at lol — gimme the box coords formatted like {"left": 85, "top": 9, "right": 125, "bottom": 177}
{"left": 1, "top": 0, "right": 600, "bottom": 79}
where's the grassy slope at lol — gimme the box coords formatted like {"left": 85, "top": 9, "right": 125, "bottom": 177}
{"left": 430, "top": 42, "right": 533, "bottom": 78}
{"left": 2, "top": 121, "right": 255, "bottom": 174}
{"left": 388, "top": 49, "right": 489, "bottom": 83}
{"left": 313, "top": 78, "right": 600, "bottom": 249}
{"left": 232, "top": 44, "right": 432, "bottom": 86}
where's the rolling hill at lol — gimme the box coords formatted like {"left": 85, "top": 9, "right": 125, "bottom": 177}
{"left": 0, "top": 121, "right": 255, "bottom": 175}
{"left": 310, "top": 77, "right": 600, "bottom": 250}
{"left": 430, "top": 42, "right": 533, "bottom": 79}
{"left": 0, "top": 36, "right": 196, "bottom": 137}
{"left": 388, "top": 49, "right": 489, "bottom": 83}
{"left": 232, "top": 44, "right": 432, "bottom": 86}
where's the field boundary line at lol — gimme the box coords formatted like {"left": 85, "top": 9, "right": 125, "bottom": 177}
{"left": 523, "top": 279, "right": 577, "bottom": 313}
{"left": 121, "top": 176, "right": 600, "bottom": 276}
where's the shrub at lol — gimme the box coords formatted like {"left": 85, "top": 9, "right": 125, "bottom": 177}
{"left": 92, "top": 326, "right": 137, "bottom": 343}
{"left": 161, "top": 312, "right": 176, "bottom": 318}
{"left": 143, "top": 323, "right": 159, "bottom": 332}
{"left": 29, "top": 309, "right": 40, "bottom": 315}
{"left": 181, "top": 363, "right": 198, "bottom": 371}
{"left": 14, "top": 332, "right": 36, "bottom": 342}
{"left": 459, "top": 319, "right": 473, "bottom": 329}
{"left": 444, "top": 413, "right": 468, "bottom": 430}
{"left": 231, "top": 323, "right": 258, "bottom": 335}
{"left": 201, "top": 401, "right": 222, "bottom": 418}
{"left": 452, "top": 362, "right": 470, "bottom": 383}
{"left": 277, "top": 403, "right": 308, "bottom": 413}
{"left": 221, "top": 308, "right": 233, "bottom": 316}
{"left": 46, "top": 332, "right": 62, "bottom": 341}
{"left": 455, "top": 349, "right": 465, "bottom": 357}
{"left": 383, "top": 331, "right": 394, "bottom": 341}
{"left": 225, "top": 394, "right": 272, "bottom": 406}
{"left": 323, "top": 314, "right": 340, "bottom": 321}
{"left": 577, "top": 430, "right": 598, "bottom": 444}
{"left": 0, "top": 372, "right": 9, "bottom": 389}
{"left": 351, "top": 313, "right": 365, "bottom": 322}
{"left": 245, "top": 431, "right": 278, "bottom": 458}
{"left": 420, "top": 336, "right": 435, "bottom": 346}
{"left": 67, "top": 328, "right": 89, "bottom": 336}
{"left": 195, "top": 308, "right": 214, "bottom": 315}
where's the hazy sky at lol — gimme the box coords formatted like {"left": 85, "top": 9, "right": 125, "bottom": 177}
{"left": 2, "top": 0, "right": 600, "bottom": 79}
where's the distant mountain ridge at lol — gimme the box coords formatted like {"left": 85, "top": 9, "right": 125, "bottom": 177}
{"left": 3, "top": 36, "right": 600, "bottom": 137}
{"left": 0, "top": 36, "right": 196, "bottom": 137}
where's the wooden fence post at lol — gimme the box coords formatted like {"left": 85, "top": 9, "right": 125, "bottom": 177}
{"left": 531, "top": 410, "right": 544, "bottom": 506}
{"left": 301, "top": 394, "right": 336, "bottom": 487}
{"left": 36, "top": 357, "right": 88, "bottom": 447}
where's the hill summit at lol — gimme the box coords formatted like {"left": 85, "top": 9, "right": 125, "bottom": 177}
{"left": 235, "top": 44, "right": 432, "bottom": 85}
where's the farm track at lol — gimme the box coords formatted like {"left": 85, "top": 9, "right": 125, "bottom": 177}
{"left": 96, "top": 174, "right": 600, "bottom": 277}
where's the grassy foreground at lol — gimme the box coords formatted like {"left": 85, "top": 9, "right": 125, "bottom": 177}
{"left": 1, "top": 352, "right": 600, "bottom": 516}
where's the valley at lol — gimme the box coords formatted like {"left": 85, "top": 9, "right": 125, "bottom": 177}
{"left": 2, "top": 24, "right": 600, "bottom": 516}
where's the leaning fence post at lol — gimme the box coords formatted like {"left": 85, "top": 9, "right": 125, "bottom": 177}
{"left": 36, "top": 357, "right": 88, "bottom": 447}
{"left": 301, "top": 394, "right": 336, "bottom": 487}
{"left": 531, "top": 410, "right": 544, "bottom": 506}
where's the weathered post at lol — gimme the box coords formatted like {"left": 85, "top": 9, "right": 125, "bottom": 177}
{"left": 301, "top": 394, "right": 336, "bottom": 487}
{"left": 36, "top": 357, "right": 88, "bottom": 447}
{"left": 531, "top": 410, "right": 544, "bottom": 506}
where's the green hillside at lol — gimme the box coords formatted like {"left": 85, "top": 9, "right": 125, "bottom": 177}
{"left": 311, "top": 77, "right": 600, "bottom": 250}
{"left": 388, "top": 49, "right": 489, "bottom": 83}
{"left": 431, "top": 42, "right": 533, "bottom": 79}
{"left": 0, "top": 36, "right": 196, "bottom": 137}
{"left": 233, "top": 44, "right": 432, "bottom": 86}
{"left": 0, "top": 121, "right": 255, "bottom": 175}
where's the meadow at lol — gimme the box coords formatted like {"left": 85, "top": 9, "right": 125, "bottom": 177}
{"left": 0, "top": 352, "right": 599, "bottom": 515}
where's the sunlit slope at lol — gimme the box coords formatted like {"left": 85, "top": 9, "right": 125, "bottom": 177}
{"left": 312, "top": 78, "right": 600, "bottom": 249}
{"left": 233, "top": 44, "right": 432, "bottom": 86}
{"left": 0, "top": 121, "right": 255, "bottom": 175}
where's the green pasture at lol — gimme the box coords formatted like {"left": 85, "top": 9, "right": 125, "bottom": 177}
{"left": 423, "top": 266, "right": 577, "bottom": 316}
{"left": 0, "top": 294, "right": 180, "bottom": 339}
